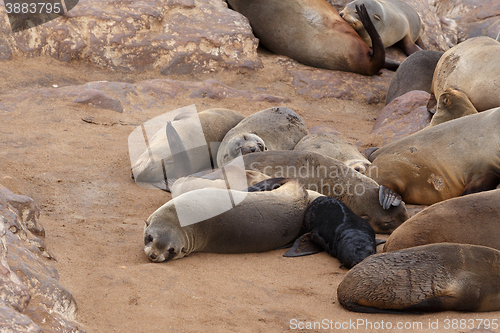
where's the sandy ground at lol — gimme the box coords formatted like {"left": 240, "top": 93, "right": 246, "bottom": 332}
{"left": 1, "top": 51, "right": 499, "bottom": 333}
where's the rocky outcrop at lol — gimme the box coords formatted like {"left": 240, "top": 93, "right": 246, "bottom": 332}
{"left": 0, "top": 0, "right": 262, "bottom": 71}
{"left": 0, "top": 186, "right": 84, "bottom": 332}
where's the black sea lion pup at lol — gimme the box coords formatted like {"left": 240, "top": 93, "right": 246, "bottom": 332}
{"left": 285, "top": 196, "right": 383, "bottom": 268}
{"left": 338, "top": 243, "right": 500, "bottom": 313}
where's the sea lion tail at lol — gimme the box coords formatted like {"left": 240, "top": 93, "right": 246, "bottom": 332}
{"left": 356, "top": 4, "right": 385, "bottom": 75}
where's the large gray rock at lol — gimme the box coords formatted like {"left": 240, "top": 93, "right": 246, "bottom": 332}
{"left": 0, "top": 186, "right": 84, "bottom": 332}
{"left": 0, "top": 0, "right": 262, "bottom": 72}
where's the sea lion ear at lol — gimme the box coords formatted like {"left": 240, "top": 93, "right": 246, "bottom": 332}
{"left": 379, "top": 185, "right": 402, "bottom": 210}
{"left": 144, "top": 219, "right": 150, "bottom": 227}
{"left": 373, "top": 14, "right": 381, "bottom": 21}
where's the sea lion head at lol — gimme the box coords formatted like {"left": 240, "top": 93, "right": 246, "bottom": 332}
{"left": 430, "top": 87, "right": 478, "bottom": 126}
{"left": 346, "top": 159, "right": 371, "bottom": 174}
{"left": 143, "top": 206, "right": 189, "bottom": 262}
{"left": 220, "top": 133, "right": 267, "bottom": 165}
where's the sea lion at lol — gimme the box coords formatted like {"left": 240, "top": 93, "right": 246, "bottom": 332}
{"left": 130, "top": 108, "right": 244, "bottom": 189}
{"left": 293, "top": 133, "right": 371, "bottom": 174}
{"left": 385, "top": 50, "right": 443, "bottom": 105}
{"left": 284, "top": 196, "right": 382, "bottom": 269}
{"left": 340, "top": 0, "right": 422, "bottom": 55}
{"left": 243, "top": 150, "right": 408, "bottom": 233}
{"left": 429, "top": 87, "right": 478, "bottom": 127}
{"left": 338, "top": 243, "right": 500, "bottom": 313}
{"left": 216, "top": 107, "right": 308, "bottom": 167}
{"left": 144, "top": 178, "right": 309, "bottom": 262}
{"left": 369, "top": 107, "right": 500, "bottom": 207}
{"left": 384, "top": 189, "right": 500, "bottom": 252}
{"left": 226, "top": 1, "right": 391, "bottom": 75}
{"left": 431, "top": 36, "right": 500, "bottom": 112}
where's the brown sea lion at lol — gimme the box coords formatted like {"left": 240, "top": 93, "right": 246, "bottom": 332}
{"left": 226, "top": 0, "right": 392, "bottom": 75}
{"left": 369, "top": 107, "right": 500, "bottom": 207}
{"left": 243, "top": 150, "right": 408, "bottom": 233}
{"left": 429, "top": 87, "right": 478, "bottom": 127}
{"left": 293, "top": 133, "right": 371, "bottom": 174}
{"left": 340, "top": 0, "right": 422, "bottom": 55}
{"left": 216, "top": 107, "right": 308, "bottom": 167}
{"left": 431, "top": 36, "right": 500, "bottom": 112}
{"left": 338, "top": 243, "right": 500, "bottom": 313}
{"left": 144, "top": 178, "right": 309, "bottom": 262}
{"left": 384, "top": 189, "right": 500, "bottom": 252}
{"left": 385, "top": 50, "right": 443, "bottom": 105}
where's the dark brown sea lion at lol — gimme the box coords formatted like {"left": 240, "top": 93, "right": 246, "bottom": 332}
{"left": 226, "top": 0, "right": 393, "bottom": 75}
{"left": 338, "top": 243, "right": 500, "bottom": 313}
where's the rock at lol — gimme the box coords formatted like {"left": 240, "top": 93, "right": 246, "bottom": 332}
{"left": 0, "top": 187, "right": 84, "bottom": 332}
{"left": 359, "top": 90, "right": 432, "bottom": 148}
{"left": 0, "top": 0, "right": 261, "bottom": 72}
{"left": 288, "top": 64, "right": 395, "bottom": 104}
{"left": 73, "top": 89, "right": 124, "bottom": 113}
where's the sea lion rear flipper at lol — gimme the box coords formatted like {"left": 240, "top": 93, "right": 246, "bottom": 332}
{"left": 399, "top": 35, "right": 422, "bottom": 56}
{"left": 166, "top": 121, "right": 193, "bottom": 181}
{"left": 379, "top": 185, "right": 402, "bottom": 210}
{"left": 283, "top": 233, "right": 324, "bottom": 257}
{"left": 246, "top": 178, "right": 290, "bottom": 192}
{"left": 383, "top": 59, "right": 400, "bottom": 71}
{"left": 375, "top": 239, "right": 386, "bottom": 246}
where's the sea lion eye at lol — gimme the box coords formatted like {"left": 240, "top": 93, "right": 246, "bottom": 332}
{"left": 144, "top": 234, "right": 153, "bottom": 244}
{"left": 168, "top": 248, "right": 176, "bottom": 255}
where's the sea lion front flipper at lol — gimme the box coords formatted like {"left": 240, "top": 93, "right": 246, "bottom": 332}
{"left": 379, "top": 185, "right": 402, "bottom": 210}
{"left": 246, "top": 178, "right": 290, "bottom": 192}
{"left": 461, "top": 173, "right": 500, "bottom": 196}
{"left": 283, "top": 233, "right": 324, "bottom": 257}
{"left": 356, "top": 4, "right": 385, "bottom": 75}
{"left": 166, "top": 121, "right": 193, "bottom": 179}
